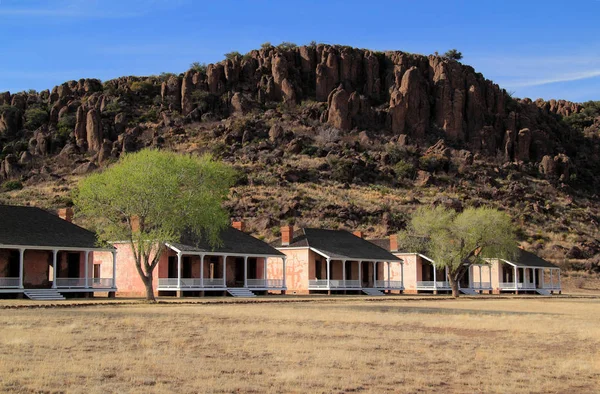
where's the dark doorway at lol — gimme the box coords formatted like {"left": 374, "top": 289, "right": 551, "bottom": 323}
{"left": 234, "top": 257, "right": 244, "bottom": 287}
{"left": 459, "top": 269, "right": 470, "bottom": 288}
{"left": 168, "top": 256, "right": 177, "bottom": 278}
{"left": 422, "top": 263, "right": 432, "bottom": 281}
{"left": 67, "top": 253, "right": 80, "bottom": 277}
{"left": 93, "top": 264, "right": 101, "bottom": 279}
{"left": 315, "top": 260, "right": 323, "bottom": 280}
{"left": 248, "top": 258, "right": 257, "bottom": 279}
{"left": 182, "top": 256, "right": 192, "bottom": 278}
{"left": 503, "top": 265, "right": 514, "bottom": 282}
{"left": 7, "top": 250, "right": 19, "bottom": 278}
{"left": 362, "top": 262, "right": 369, "bottom": 285}
{"left": 345, "top": 261, "right": 352, "bottom": 280}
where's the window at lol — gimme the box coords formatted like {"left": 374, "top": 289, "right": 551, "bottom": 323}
{"left": 315, "top": 260, "right": 322, "bottom": 279}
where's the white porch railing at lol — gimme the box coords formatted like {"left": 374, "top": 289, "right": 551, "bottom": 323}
{"left": 91, "top": 278, "right": 114, "bottom": 288}
{"left": 246, "top": 279, "right": 284, "bottom": 288}
{"left": 203, "top": 278, "right": 225, "bottom": 288}
{"left": 55, "top": 278, "right": 86, "bottom": 288}
{"left": 471, "top": 282, "right": 492, "bottom": 290}
{"left": 499, "top": 282, "right": 538, "bottom": 289}
{"left": 417, "top": 281, "right": 451, "bottom": 289}
{"left": 374, "top": 280, "right": 403, "bottom": 289}
{"left": 308, "top": 279, "right": 330, "bottom": 288}
{"left": 308, "top": 279, "right": 363, "bottom": 289}
{"left": 0, "top": 277, "right": 20, "bottom": 288}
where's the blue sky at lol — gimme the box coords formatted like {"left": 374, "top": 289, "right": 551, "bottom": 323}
{"left": 1, "top": 0, "right": 599, "bottom": 102}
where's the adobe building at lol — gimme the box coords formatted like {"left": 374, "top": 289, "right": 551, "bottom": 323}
{"left": 98, "top": 221, "right": 287, "bottom": 297}
{"left": 0, "top": 205, "right": 116, "bottom": 300}
{"left": 271, "top": 226, "right": 404, "bottom": 295}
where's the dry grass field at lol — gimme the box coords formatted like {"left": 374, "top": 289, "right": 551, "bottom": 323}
{"left": 1, "top": 298, "right": 599, "bottom": 393}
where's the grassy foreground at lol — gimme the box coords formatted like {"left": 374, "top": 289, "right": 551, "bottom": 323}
{"left": 0, "top": 298, "right": 599, "bottom": 393}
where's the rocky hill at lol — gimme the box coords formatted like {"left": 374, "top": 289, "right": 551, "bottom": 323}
{"left": 1, "top": 43, "right": 599, "bottom": 276}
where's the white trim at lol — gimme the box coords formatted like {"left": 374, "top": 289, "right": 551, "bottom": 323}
{"left": 0, "top": 244, "right": 114, "bottom": 252}
{"left": 164, "top": 243, "right": 283, "bottom": 259}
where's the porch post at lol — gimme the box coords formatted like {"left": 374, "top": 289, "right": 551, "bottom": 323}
{"left": 177, "top": 252, "right": 182, "bottom": 289}
{"left": 557, "top": 269, "right": 561, "bottom": 289}
{"left": 514, "top": 266, "right": 518, "bottom": 289}
{"left": 326, "top": 258, "right": 331, "bottom": 287}
{"left": 84, "top": 251, "right": 89, "bottom": 289}
{"left": 282, "top": 257, "right": 287, "bottom": 289}
{"left": 479, "top": 265, "right": 482, "bottom": 289}
{"left": 387, "top": 261, "right": 391, "bottom": 288}
{"left": 19, "top": 249, "right": 24, "bottom": 289}
{"left": 222, "top": 255, "right": 227, "bottom": 288}
{"left": 342, "top": 260, "right": 346, "bottom": 287}
{"left": 533, "top": 268, "right": 537, "bottom": 289}
{"left": 200, "top": 255, "right": 204, "bottom": 288}
{"left": 468, "top": 266, "right": 473, "bottom": 289}
{"left": 52, "top": 250, "right": 58, "bottom": 289}
{"left": 400, "top": 260, "right": 404, "bottom": 288}
{"left": 541, "top": 269, "right": 545, "bottom": 289}
{"left": 488, "top": 265, "right": 492, "bottom": 290}
{"left": 243, "top": 256, "right": 248, "bottom": 288}
{"left": 550, "top": 269, "right": 554, "bottom": 288}
{"left": 445, "top": 266, "right": 449, "bottom": 286}
{"left": 358, "top": 261, "right": 362, "bottom": 287}
{"left": 433, "top": 264, "right": 437, "bottom": 291}
{"left": 264, "top": 257, "right": 268, "bottom": 285}
{"left": 373, "top": 261, "right": 377, "bottom": 286}
{"left": 112, "top": 251, "right": 117, "bottom": 288}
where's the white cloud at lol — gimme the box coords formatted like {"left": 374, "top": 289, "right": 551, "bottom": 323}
{"left": 500, "top": 69, "right": 600, "bottom": 88}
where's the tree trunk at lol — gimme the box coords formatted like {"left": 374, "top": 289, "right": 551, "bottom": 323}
{"left": 449, "top": 275, "right": 460, "bottom": 298}
{"left": 142, "top": 274, "right": 156, "bottom": 302}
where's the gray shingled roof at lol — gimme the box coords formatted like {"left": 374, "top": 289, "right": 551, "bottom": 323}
{"left": 505, "top": 249, "right": 558, "bottom": 268}
{"left": 170, "top": 227, "right": 284, "bottom": 256}
{"left": 272, "top": 228, "right": 402, "bottom": 261}
{"left": 0, "top": 205, "right": 106, "bottom": 250}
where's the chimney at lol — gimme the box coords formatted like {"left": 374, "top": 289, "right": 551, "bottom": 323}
{"left": 389, "top": 234, "right": 398, "bottom": 252}
{"left": 57, "top": 207, "right": 73, "bottom": 223}
{"left": 130, "top": 215, "right": 141, "bottom": 233}
{"left": 281, "top": 225, "right": 294, "bottom": 246}
{"left": 353, "top": 230, "right": 363, "bottom": 239}
{"left": 232, "top": 220, "right": 245, "bottom": 232}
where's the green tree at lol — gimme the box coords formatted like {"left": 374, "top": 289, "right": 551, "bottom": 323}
{"left": 24, "top": 107, "right": 48, "bottom": 130}
{"left": 190, "top": 62, "right": 208, "bottom": 73}
{"left": 399, "top": 205, "right": 517, "bottom": 297}
{"left": 74, "top": 149, "right": 236, "bottom": 301}
{"left": 443, "top": 49, "right": 463, "bottom": 61}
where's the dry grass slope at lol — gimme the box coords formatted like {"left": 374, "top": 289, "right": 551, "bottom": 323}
{"left": 0, "top": 298, "right": 599, "bottom": 393}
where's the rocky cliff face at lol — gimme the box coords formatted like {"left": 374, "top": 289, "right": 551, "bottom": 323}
{"left": 0, "top": 44, "right": 594, "bottom": 183}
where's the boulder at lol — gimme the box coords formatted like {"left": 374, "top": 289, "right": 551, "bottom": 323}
{"left": 74, "top": 106, "right": 87, "bottom": 149}
{"left": 86, "top": 109, "right": 102, "bottom": 151}
{"left": 326, "top": 85, "right": 352, "bottom": 131}
{"left": 72, "top": 161, "right": 98, "bottom": 175}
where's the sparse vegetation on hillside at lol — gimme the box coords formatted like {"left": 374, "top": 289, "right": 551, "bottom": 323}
{"left": 443, "top": 48, "right": 463, "bottom": 60}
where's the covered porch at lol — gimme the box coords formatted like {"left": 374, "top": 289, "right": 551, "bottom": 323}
{"left": 467, "top": 264, "right": 493, "bottom": 293}
{"left": 0, "top": 246, "right": 117, "bottom": 296}
{"left": 157, "top": 244, "right": 286, "bottom": 295}
{"left": 497, "top": 260, "right": 562, "bottom": 294}
{"left": 415, "top": 255, "right": 451, "bottom": 292}
{"left": 307, "top": 251, "right": 404, "bottom": 292}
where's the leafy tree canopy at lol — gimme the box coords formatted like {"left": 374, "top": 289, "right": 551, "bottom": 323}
{"left": 74, "top": 149, "right": 236, "bottom": 300}
{"left": 399, "top": 205, "right": 517, "bottom": 296}
{"left": 443, "top": 49, "right": 463, "bottom": 61}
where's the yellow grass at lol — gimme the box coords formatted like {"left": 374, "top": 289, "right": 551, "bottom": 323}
{"left": 1, "top": 298, "right": 600, "bottom": 393}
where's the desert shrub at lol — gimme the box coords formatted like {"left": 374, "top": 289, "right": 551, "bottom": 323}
{"left": 130, "top": 81, "right": 156, "bottom": 96}
{"left": 277, "top": 42, "right": 297, "bottom": 50}
{"left": 394, "top": 160, "right": 416, "bottom": 180}
{"left": 419, "top": 154, "right": 449, "bottom": 172}
{"left": 315, "top": 127, "right": 340, "bottom": 144}
{"left": 308, "top": 40, "right": 317, "bottom": 47}
{"left": 260, "top": 42, "right": 272, "bottom": 49}
{"left": 23, "top": 107, "right": 48, "bottom": 130}
{"left": 190, "top": 62, "right": 207, "bottom": 73}
{"left": 56, "top": 114, "right": 76, "bottom": 141}
{"left": 224, "top": 51, "right": 242, "bottom": 60}
{"left": 443, "top": 49, "right": 463, "bottom": 61}
{"left": 159, "top": 72, "right": 177, "bottom": 81}
{"left": 2, "top": 180, "right": 23, "bottom": 191}
{"left": 328, "top": 157, "right": 354, "bottom": 183}
{"left": 137, "top": 108, "right": 159, "bottom": 123}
